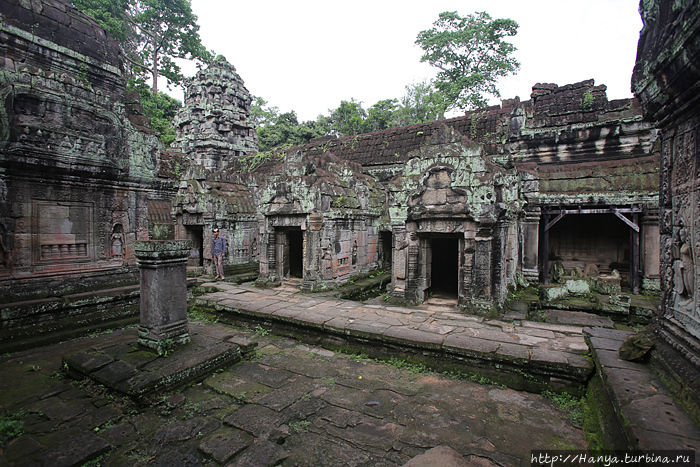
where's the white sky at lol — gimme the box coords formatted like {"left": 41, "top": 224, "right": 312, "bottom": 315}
{"left": 174, "top": 0, "right": 643, "bottom": 122}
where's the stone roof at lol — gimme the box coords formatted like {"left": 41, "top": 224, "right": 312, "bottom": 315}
{"left": 250, "top": 80, "right": 649, "bottom": 174}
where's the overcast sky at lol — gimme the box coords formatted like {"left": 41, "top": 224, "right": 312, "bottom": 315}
{"left": 177, "top": 0, "right": 643, "bottom": 122}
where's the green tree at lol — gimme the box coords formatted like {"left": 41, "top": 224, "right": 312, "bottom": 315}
{"left": 129, "top": 82, "right": 181, "bottom": 145}
{"left": 393, "top": 80, "right": 448, "bottom": 126}
{"left": 73, "top": 0, "right": 212, "bottom": 92}
{"left": 71, "top": 0, "right": 131, "bottom": 41}
{"left": 415, "top": 11, "right": 519, "bottom": 111}
{"left": 250, "top": 95, "right": 280, "bottom": 128}
{"left": 365, "top": 99, "right": 399, "bottom": 133}
{"left": 326, "top": 99, "right": 367, "bottom": 137}
{"left": 132, "top": 0, "right": 212, "bottom": 92}
{"left": 257, "top": 111, "right": 324, "bottom": 152}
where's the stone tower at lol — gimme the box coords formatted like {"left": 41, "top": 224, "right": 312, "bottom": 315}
{"left": 173, "top": 56, "right": 258, "bottom": 171}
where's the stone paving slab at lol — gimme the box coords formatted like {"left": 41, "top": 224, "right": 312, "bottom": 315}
{"left": 0, "top": 319, "right": 588, "bottom": 466}
{"left": 63, "top": 324, "right": 242, "bottom": 399}
{"left": 197, "top": 283, "right": 594, "bottom": 387}
{"left": 402, "top": 446, "right": 472, "bottom": 467}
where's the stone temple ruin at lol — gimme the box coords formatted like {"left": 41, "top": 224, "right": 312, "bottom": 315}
{"left": 1, "top": 0, "right": 699, "bottom": 457}
{"left": 170, "top": 62, "right": 659, "bottom": 316}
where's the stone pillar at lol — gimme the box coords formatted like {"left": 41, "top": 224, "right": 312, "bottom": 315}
{"left": 134, "top": 240, "right": 192, "bottom": 351}
{"left": 521, "top": 207, "right": 541, "bottom": 283}
{"left": 641, "top": 209, "right": 660, "bottom": 293}
{"left": 471, "top": 225, "right": 494, "bottom": 314}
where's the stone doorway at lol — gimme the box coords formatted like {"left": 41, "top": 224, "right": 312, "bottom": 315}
{"left": 185, "top": 225, "right": 204, "bottom": 267}
{"left": 285, "top": 229, "right": 303, "bottom": 279}
{"left": 545, "top": 212, "right": 632, "bottom": 288}
{"left": 380, "top": 231, "right": 392, "bottom": 270}
{"left": 428, "top": 235, "right": 460, "bottom": 298}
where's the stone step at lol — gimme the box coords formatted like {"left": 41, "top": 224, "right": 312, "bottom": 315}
{"left": 544, "top": 309, "right": 615, "bottom": 328}
{"left": 195, "top": 284, "right": 594, "bottom": 392}
{"left": 63, "top": 324, "right": 242, "bottom": 400}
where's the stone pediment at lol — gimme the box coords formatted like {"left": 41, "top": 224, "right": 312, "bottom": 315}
{"left": 408, "top": 168, "right": 470, "bottom": 219}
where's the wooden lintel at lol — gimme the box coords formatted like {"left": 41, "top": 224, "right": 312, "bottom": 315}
{"left": 543, "top": 207, "right": 642, "bottom": 215}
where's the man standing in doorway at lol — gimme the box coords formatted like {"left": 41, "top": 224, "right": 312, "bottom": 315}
{"left": 211, "top": 228, "right": 226, "bottom": 280}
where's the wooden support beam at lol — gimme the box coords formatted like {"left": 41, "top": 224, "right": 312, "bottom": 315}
{"left": 614, "top": 210, "right": 640, "bottom": 232}
{"left": 545, "top": 211, "right": 566, "bottom": 232}
{"left": 541, "top": 213, "right": 550, "bottom": 284}
{"left": 631, "top": 213, "right": 640, "bottom": 294}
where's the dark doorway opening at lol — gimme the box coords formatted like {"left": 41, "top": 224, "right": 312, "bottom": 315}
{"left": 430, "top": 236, "right": 459, "bottom": 297}
{"left": 548, "top": 213, "right": 630, "bottom": 287}
{"left": 185, "top": 226, "right": 204, "bottom": 267}
{"left": 287, "top": 229, "right": 303, "bottom": 278}
{"left": 380, "top": 231, "right": 393, "bottom": 270}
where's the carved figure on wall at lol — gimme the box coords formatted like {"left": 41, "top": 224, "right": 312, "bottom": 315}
{"left": 111, "top": 224, "right": 124, "bottom": 260}
{"left": 352, "top": 240, "right": 358, "bottom": 265}
{"left": 0, "top": 223, "right": 8, "bottom": 269}
{"left": 321, "top": 238, "right": 332, "bottom": 273}
{"left": 251, "top": 237, "right": 258, "bottom": 259}
{"left": 673, "top": 226, "right": 695, "bottom": 313}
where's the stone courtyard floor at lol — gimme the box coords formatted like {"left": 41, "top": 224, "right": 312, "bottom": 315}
{"left": 0, "top": 316, "right": 587, "bottom": 467}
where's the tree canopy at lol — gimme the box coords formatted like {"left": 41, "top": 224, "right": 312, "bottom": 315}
{"left": 392, "top": 81, "right": 448, "bottom": 127}
{"left": 415, "top": 11, "right": 520, "bottom": 111}
{"left": 129, "top": 83, "right": 181, "bottom": 146}
{"left": 252, "top": 80, "right": 451, "bottom": 150}
{"left": 73, "top": 0, "right": 212, "bottom": 92}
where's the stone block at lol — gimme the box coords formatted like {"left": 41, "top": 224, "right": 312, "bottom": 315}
{"left": 223, "top": 404, "right": 285, "bottom": 438}
{"left": 563, "top": 277, "right": 588, "bottom": 294}
{"left": 198, "top": 427, "right": 253, "bottom": 464}
{"left": 402, "top": 446, "right": 470, "bottom": 467}
{"left": 596, "top": 275, "right": 621, "bottom": 294}
{"left": 63, "top": 351, "right": 114, "bottom": 375}
{"left": 226, "top": 440, "right": 288, "bottom": 467}
{"left": 91, "top": 360, "right": 139, "bottom": 387}
{"left": 35, "top": 430, "right": 111, "bottom": 467}
{"left": 539, "top": 284, "right": 568, "bottom": 302}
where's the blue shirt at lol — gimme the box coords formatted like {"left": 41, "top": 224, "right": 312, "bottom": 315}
{"left": 212, "top": 236, "right": 226, "bottom": 255}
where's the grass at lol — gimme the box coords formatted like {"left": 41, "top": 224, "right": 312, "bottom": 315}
{"left": 289, "top": 420, "right": 311, "bottom": 433}
{"left": 544, "top": 390, "right": 584, "bottom": 426}
{"left": 0, "top": 411, "right": 25, "bottom": 446}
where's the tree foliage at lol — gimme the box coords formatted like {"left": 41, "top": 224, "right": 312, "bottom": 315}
{"left": 325, "top": 99, "right": 367, "bottom": 137}
{"left": 129, "top": 82, "right": 181, "bottom": 146}
{"left": 365, "top": 99, "right": 399, "bottom": 133}
{"left": 249, "top": 96, "right": 280, "bottom": 128}
{"left": 416, "top": 11, "right": 519, "bottom": 111}
{"left": 393, "top": 80, "right": 448, "bottom": 127}
{"left": 254, "top": 82, "right": 452, "bottom": 150}
{"left": 255, "top": 109, "right": 325, "bottom": 153}
{"left": 73, "top": 0, "right": 212, "bottom": 92}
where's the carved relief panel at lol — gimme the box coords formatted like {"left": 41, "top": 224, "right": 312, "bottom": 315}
{"left": 664, "top": 120, "right": 700, "bottom": 339}
{"left": 32, "top": 201, "right": 93, "bottom": 264}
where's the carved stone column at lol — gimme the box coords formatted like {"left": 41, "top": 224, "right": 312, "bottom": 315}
{"left": 134, "top": 240, "right": 192, "bottom": 352}
{"left": 521, "top": 207, "right": 541, "bottom": 283}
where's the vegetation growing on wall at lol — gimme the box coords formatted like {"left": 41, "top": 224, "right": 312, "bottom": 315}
{"left": 129, "top": 82, "right": 182, "bottom": 146}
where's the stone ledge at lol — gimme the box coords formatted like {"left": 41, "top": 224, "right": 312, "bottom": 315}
{"left": 584, "top": 327, "right": 700, "bottom": 452}
{"left": 197, "top": 296, "right": 594, "bottom": 392}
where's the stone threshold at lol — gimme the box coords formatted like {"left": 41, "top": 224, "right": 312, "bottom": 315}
{"left": 63, "top": 323, "right": 252, "bottom": 401}
{"left": 584, "top": 327, "right": 700, "bottom": 453}
{"left": 194, "top": 283, "right": 595, "bottom": 392}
